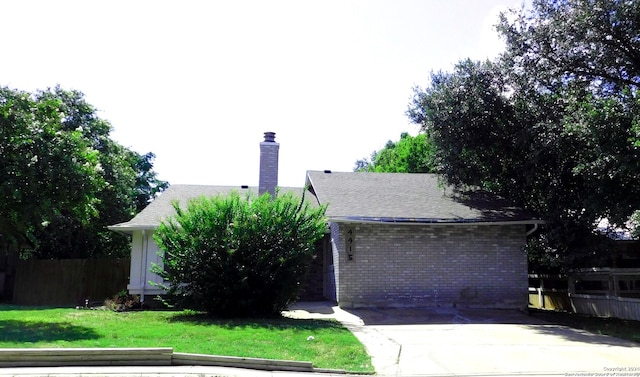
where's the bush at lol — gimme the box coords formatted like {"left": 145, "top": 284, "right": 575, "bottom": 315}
{"left": 104, "top": 290, "right": 141, "bottom": 311}
{"left": 152, "top": 190, "right": 327, "bottom": 317}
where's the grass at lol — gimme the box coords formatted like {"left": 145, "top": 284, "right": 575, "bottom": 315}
{"left": 0, "top": 305, "right": 373, "bottom": 373}
{"left": 529, "top": 308, "right": 640, "bottom": 343}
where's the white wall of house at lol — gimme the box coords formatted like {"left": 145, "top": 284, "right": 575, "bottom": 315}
{"left": 127, "top": 229, "right": 165, "bottom": 297}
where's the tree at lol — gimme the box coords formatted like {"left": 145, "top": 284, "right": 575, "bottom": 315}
{"left": 152, "top": 190, "right": 327, "bottom": 317}
{"left": 133, "top": 152, "right": 169, "bottom": 212}
{"left": 1, "top": 86, "right": 168, "bottom": 258}
{"left": 497, "top": 0, "right": 640, "bottom": 93}
{"left": 32, "top": 149, "right": 168, "bottom": 259}
{"left": 354, "top": 132, "right": 437, "bottom": 173}
{"left": 407, "top": 0, "right": 640, "bottom": 271}
{"left": 0, "top": 87, "right": 103, "bottom": 251}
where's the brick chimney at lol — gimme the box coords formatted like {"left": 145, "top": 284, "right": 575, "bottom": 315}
{"left": 258, "top": 131, "right": 279, "bottom": 196}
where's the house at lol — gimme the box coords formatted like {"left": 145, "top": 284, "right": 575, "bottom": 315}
{"left": 110, "top": 132, "right": 544, "bottom": 310}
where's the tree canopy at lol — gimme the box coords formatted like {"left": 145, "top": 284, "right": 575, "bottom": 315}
{"left": 1, "top": 86, "right": 168, "bottom": 258}
{"left": 354, "top": 132, "right": 436, "bottom": 173}
{"left": 407, "top": 0, "right": 640, "bottom": 271}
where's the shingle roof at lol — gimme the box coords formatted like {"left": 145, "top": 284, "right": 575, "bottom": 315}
{"left": 109, "top": 172, "right": 542, "bottom": 233}
{"left": 305, "top": 171, "right": 542, "bottom": 224}
{"left": 108, "top": 185, "right": 304, "bottom": 232}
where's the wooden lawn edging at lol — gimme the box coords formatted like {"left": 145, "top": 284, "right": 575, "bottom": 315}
{"left": 0, "top": 348, "right": 172, "bottom": 367}
{"left": 0, "top": 348, "right": 344, "bottom": 373}
{"left": 172, "top": 352, "right": 315, "bottom": 372}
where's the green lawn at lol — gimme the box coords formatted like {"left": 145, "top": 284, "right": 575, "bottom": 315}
{"left": 0, "top": 305, "right": 373, "bottom": 373}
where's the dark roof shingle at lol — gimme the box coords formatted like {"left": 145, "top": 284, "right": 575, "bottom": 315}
{"left": 305, "top": 171, "right": 542, "bottom": 224}
{"left": 109, "top": 185, "right": 304, "bottom": 232}
{"left": 110, "top": 172, "right": 542, "bottom": 232}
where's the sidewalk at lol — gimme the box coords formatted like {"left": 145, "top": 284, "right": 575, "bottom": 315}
{"left": 0, "top": 365, "right": 349, "bottom": 377}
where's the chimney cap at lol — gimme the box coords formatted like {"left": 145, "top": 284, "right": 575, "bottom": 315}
{"left": 263, "top": 132, "right": 276, "bottom": 142}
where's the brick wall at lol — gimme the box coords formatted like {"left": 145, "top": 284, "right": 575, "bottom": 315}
{"left": 298, "top": 236, "right": 327, "bottom": 301}
{"left": 258, "top": 139, "right": 279, "bottom": 196}
{"left": 328, "top": 222, "right": 341, "bottom": 302}
{"left": 332, "top": 223, "right": 528, "bottom": 309}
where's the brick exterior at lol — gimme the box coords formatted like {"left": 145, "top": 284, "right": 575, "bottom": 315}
{"left": 298, "top": 236, "right": 328, "bottom": 301}
{"left": 330, "top": 223, "right": 528, "bottom": 309}
{"left": 327, "top": 222, "right": 340, "bottom": 302}
{"left": 258, "top": 141, "right": 279, "bottom": 196}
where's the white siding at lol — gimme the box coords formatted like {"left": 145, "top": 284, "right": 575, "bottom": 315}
{"left": 127, "top": 230, "right": 165, "bottom": 297}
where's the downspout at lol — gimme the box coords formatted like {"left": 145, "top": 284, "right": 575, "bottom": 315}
{"left": 140, "top": 229, "right": 148, "bottom": 304}
{"left": 526, "top": 223, "right": 539, "bottom": 236}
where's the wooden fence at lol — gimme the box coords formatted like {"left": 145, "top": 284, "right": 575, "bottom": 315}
{"left": 528, "top": 274, "right": 572, "bottom": 311}
{"left": 12, "top": 258, "right": 130, "bottom": 307}
{"left": 529, "top": 268, "right": 640, "bottom": 321}
{"left": 569, "top": 294, "right": 640, "bottom": 321}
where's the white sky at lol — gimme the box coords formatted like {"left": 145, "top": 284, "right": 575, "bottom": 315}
{"left": 2, "top": 0, "right": 527, "bottom": 187}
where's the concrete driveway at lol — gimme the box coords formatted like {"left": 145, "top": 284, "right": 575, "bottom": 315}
{"left": 286, "top": 303, "right": 640, "bottom": 377}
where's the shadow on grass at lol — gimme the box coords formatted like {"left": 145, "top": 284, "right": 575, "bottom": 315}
{"left": 168, "top": 312, "right": 345, "bottom": 331}
{"left": 0, "top": 320, "right": 100, "bottom": 343}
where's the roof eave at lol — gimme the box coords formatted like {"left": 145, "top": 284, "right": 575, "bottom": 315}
{"left": 107, "top": 224, "right": 157, "bottom": 235}
{"left": 327, "top": 217, "right": 545, "bottom": 226}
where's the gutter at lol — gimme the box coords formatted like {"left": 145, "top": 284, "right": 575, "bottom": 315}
{"left": 107, "top": 225, "right": 157, "bottom": 235}
{"left": 328, "top": 216, "right": 545, "bottom": 227}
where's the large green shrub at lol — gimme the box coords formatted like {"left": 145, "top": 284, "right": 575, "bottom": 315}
{"left": 152, "top": 190, "right": 327, "bottom": 317}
